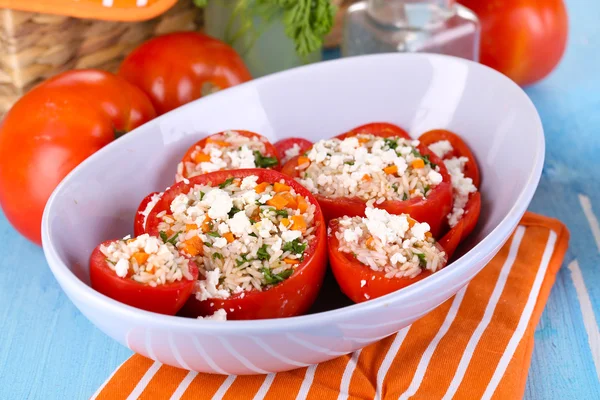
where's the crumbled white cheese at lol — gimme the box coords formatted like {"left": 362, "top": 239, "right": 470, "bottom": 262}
{"left": 140, "top": 193, "right": 162, "bottom": 227}
{"left": 282, "top": 230, "right": 302, "bottom": 242}
{"left": 240, "top": 175, "right": 259, "bottom": 190}
{"left": 257, "top": 218, "right": 275, "bottom": 238}
{"left": 197, "top": 309, "right": 227, "bottom": 321}
{"left": 444, "top": 157, "right": 477, "bottom": 228}
{"left": 363, "top": 207, "right": 409, "bottom": 244}
{"left": 390, "top": 252, "right": 408, "bottom": 265}
{"left": 410, "top": 222, "right": 431, "bottom": 241}
{"left": 213, "top": 237, "right": 228, "bottom": 248}
{"left": 259, "top": 193, "right": 273, "bottom": 204}
{"left": 217, "top": 222, "right": 230, "bottom": 234}
{"left": 283, "top": 143, "right": 302, "bottom": 163}
{"left": 228, "top": 211, "right": 251, "bottom": 235}
{"left": 229, "top": 145, "right": 256, "bottom": 169}
{"left": 428, "top": 170, "right": 443, "bottom": 185}
{"left": 428, "top": 140, "right": 453, "bottom": 159}
{"left": 115, "top": 259, "right": 129, "bottom": 278}
{"left": 343, "top": 226, "right": 363, "bottom": 243}
{"left": 196, "top": 268, "right": 231, "bottom": 301}
{"left": 203, "top": 189, "right": 233, "bottom": 220}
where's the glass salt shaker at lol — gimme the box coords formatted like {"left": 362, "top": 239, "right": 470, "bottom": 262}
{"left": 342, "top": 0, "right": 480, "bottom": 61}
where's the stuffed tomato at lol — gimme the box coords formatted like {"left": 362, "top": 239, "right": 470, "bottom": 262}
{"left": 176, "top": 130, "right": 280, "bottom": 182}
{"left": 134, "top": 192, "right": 163, "bottom": 236}
{"left": 338, "top": 122, "right": 411, "bottom": 140}
{"left": 420, "top": 129, "right": 482, "bottom": 258}
{"left": 275, "top": 137, "right": 313, "bottom": 165}
{"left": 328, "top": 207, "right": 447, "bottom": 303}
{"left": 281, "top": 127, "right": 453, "bottom": 238}
{"left": 145, "top": 168, "right": 327, "bottom": 320}
{"left": 90, "top": 234, "right": 199, "bottom": 315}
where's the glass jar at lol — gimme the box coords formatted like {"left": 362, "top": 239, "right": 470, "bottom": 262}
{"left": 342, "top": 0, "right": 480, "bottom": 61}
{"left": 203, "top": 0, "right": 322, "bottom": 78}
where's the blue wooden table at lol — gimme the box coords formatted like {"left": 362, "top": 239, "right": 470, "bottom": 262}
{"left": 1, "top": 0, "right": 598, "bottom": 398}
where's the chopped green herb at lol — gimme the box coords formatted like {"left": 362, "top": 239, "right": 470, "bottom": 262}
{"left": 282, "top": 238, "right": 306, "bottom": 255}
{"left": 261, "top": 267, "right": 294, "bottom": 285}
{"left": 105, "top": 259, "right": 116, "bottom": 266}
{"left": 236, "top": 254, "right": 251, "bottom": 267}
{"left": 253, "top": 151, "right": 279, "bottom": 168}
{"left": 199, "top": 191, "right": 205, "bottom": 200}
{"left": 248, "top": 232, "right": 258, "bottom": 238}
{"left": 159, "top": 231, "right": 169, "bottom": 243}
{"left": 275, "top": 209, "right": 289, "bottom": 217}
{"left": 392, "top": 183, "right": 399, "bottom": 193}
{"left": 228, "top": 206, "right": 241, "bottom": 218}
{"left": 212, "top": 253, "right": 223, "bottom": 260}
{"left": 384, "top": 138, "right": 398, "bottom": 150}
{"left": 416, "top": 252, "right": 427, "bottom": 268}
{"left": 423, "top": 185, "right": 431, "bottom": 195}
{"left": 207, "top": 231, "right": 221, "bottom": 238}
{"left": 166, "top": 232, "right": 181, "bottom": 245}
{"left": 219, "top": 178, "right": 234, "bottom": 189}
{"left": 203, "top": 241, "right": 213, "bottom": 247}
{"left": 344, "top": 161, "right": 355, "bottom": 166}
{"left": 402, "top": 192, "right": 409, "bottom": 201}
{"left": 257, "top": 244, "right": 270, "bottom": 261}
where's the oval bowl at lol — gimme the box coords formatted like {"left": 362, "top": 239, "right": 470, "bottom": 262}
{"left": 42, "top": 53, "right": 544, "bottom": 375}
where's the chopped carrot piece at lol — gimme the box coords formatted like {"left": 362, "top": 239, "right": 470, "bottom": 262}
{"left": 408, "top": 217, "right": 416, "bottom": 228}
{"left": 291, "top": 215, "right": 307, "bottom": 232}
{"left": 296, "top": 196, "right": 309, "bottom": 213}
{"left": 255, "top": 182, "right": 269, "bottom": 193}
{"left": 193, "top": 152, "right": 211, "bottom": 163}
{"left": 281, "top": 192, "right": 298, "bottom": 209}
{"left": 233, "top": 178, "right": 242, "bottom": 187}
{"left": 131, "top": 252, "right": 149, "bottom": 265}
{"left": 358, "top": 137, "right": 369, "bottom": 144}
{"left": 362, "top": 174, "right": 372, "bottom": 181}
{"left": 165, "top": 229, "right": 174, "bottom": 237}
{"left": 425, "top": 231, "right": 432, "bottom": 239}
{"left": 206, "top": 138, "right": 230, "bottom": 147}
{"left": 181, "top": 236, "right": 203, "bottom": 257}
{"left": 412, "top": 158, "right": 425, "bottom": 169}
{"left": 274, "top": 182, "right": 291, "bottom": 193}
{"left": 267, "top": 194, "right": 289, "bottom": 210}
{"left": 365, "top": 236, "right": 375, "bottom": 249}
{"left": 297, "top": 156, "right": 310, "bottom": 169}
{"left": 185, "top": 224, "right": 198, "bottom": 232}
{"left": 383, "top": 165, "right": 398, "bottom": 175}
{"left": 201, "top": 215, "right": 212, "bottom": 233}
{"left": 283, "top": 258, "right": 300, "bottom": 265}
{"left": 281, "top": 218, "right": 290, "bottom": 227}
{"left": 223, "top": 232, "right": 235, "bottom": 243}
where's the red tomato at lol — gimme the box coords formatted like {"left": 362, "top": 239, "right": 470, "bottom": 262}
{"left": 460, "top": 0, "right": 568, "bottom": 86}
{"left": 338, "top": 122, "right": 411, "bottom": 140}
{"left": 146, "top": 169, "right": 328, "bottom": 320}
{"left": 418, "top": 129, "right": 481, "bottom": 188}
{"left": 327, "top": 219, "right": 447, "bottom": 303}
{"left": 274, "top": 137, "right": 313, "bottom": 164}
{"left": 134, "top": 192, "right": 161, "bottom": 237}
{"left": 0, "top": 70, "right": 156, "bottom": 245}
{"left": 281, "top": 136, "right": 453, "bottom": 238}
{"left": 178, "top": 130, "right": 280, "bottom": 181}
{"left": 439, "top": 192, "right": 482, "bottom": 259}
{"left": 89, "top": 240, "right": 199, "bottom": 315}
{"left": 119, "top": 32, "right": 252, "bottom": 115}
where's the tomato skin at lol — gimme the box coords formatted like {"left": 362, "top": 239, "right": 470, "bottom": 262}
{"left": 0, "top": 70, "right": 156, "bottom": 245}
{"left": 281, "top": 141, "right": 453, "bottom": 238}
{"left": 460, "top": 0, "right": 568, "bottom": 86}
{"left": 337, "top": 122, "right": 411, "bottom": 140}
{"left": 178, "top": 130, "right": 281, "bottom": 180}
{"left": 134, "top": 192, "right": 161, "bottom": 237}
{"left": 146, "top": 169, "right": 328, "bottom": 320}
{"left": 274, "top": 138, "right": 313, "bottom": 163}
{"left": 90, "top": 240, "right": 199, "bottom": 315}
{"left": 119, "top": 32, "right": 252, "bottom": 115}
{"left": 439, "top": 192, "right": 482, "bottom": 259}
{"left": 327, "top": 220, "right": 445, "bottom": 303}
{"left": 419, "top": 129, "right": 481, "bottom": 188}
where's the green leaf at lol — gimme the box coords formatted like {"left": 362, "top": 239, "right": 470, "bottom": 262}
{"left": 199, "top": 191, "right": 205, "bottom": 200}
{"left": 423, "top": 185, "right": 431, "bottom": 195}
{"left": 392, "top": 183, "right": 399, "bottom": 193}
{"left": 193, "top": 0, "right": 207, "bottom": 6}
{"left": 282, "top": 238, "right": 306, "bottom": 254}
{"left": 105, "top": 258, "right": 116, "bottom": 266}
{"left": 384, "top": 138, "right": 398, "bottom": 150}
{"left": 248, "top": 232, "right": 258, "bottom": 238}
{"left": 219, "top": 178, "right": 234, "bottom": 189}
{"left": 204, "top": 241, "right": 213, "bottom": 247}
{"left": 212, "top": 253, "right": 224, "bottom": 260}
{"left": 228, "top": 206, "right": 241, "bottom": 218}
{"left": 261, "top": 267, "right": 294, "bottom": 285}
{"left": 159, "top": 231, "right": 168, "bottom": 243}
{"left": 207, "top": 231, "right": 221, "bottom": 238}
{"left": 275, "top": 209, "right": 289, "bottom": 217}
{"left": 402, "top": 192, "right": 409, "bottom": 201}
{"left": 253, "top": 150, "right": 279, "bottom": 168}
{"left": 416, "top": 252, "right": 427, "bottom": 268}
{"left": 166, "top": 232, "right": 181, "bottom": 245}
{"left": 257, "top": 244, "right": 270, "bottom": 261}
{"left": 236, "top": 254, "right": 251, "bottom": 267}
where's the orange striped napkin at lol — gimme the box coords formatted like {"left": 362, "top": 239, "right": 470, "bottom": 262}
{"left": 91, "top": 212, "right": 569, "bottom": 400}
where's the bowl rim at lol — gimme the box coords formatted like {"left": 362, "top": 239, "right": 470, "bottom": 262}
{"left": 41, "top": 53, "right": 545, "bottom": 333}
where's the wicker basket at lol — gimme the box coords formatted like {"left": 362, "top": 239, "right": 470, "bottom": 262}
{"left": 0, "top": 0, "right": 202, "bottom": 115}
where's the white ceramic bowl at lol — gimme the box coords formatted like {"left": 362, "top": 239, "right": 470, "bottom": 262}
{"left": 42, "top": 53, "right": 544, "bottom": 375}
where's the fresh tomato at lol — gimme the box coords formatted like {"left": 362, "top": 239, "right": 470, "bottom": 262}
{"left": 439, "top": 192, "right": 482, "bottom": 259}
{"left": 337, "top": 122, "right": 411, "bottom": 140}
{"left": 274, "top": 137, "right": 313, "bottom": 164}
{"left": 327, "top": 219, "right": 447, "bottom": 303}
{"left": 0, "top": 70, "right": 156, "bottom": 245}
{"left": 146, "top": 169, "right": 328, "bottom": 320}
{"left": 281, "top": 130, "right": 453, "bottom": 238}
{"left": 419, "top": 129, "right": 481, "bottom": 188}
{"left": 460, "top": 0, "right": 568, "bottom": 86}
{"left": 177, "top": 130, "right": 280, "bottom": 181}
{"left": 89, "top": 240, "right": 199, "bottom": 315}
{"left": 134, "top": 192, "right": 162, "bottom": 237}
{"left": 118, "top": 32, "right": 252, "bottom": 115}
